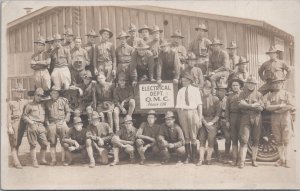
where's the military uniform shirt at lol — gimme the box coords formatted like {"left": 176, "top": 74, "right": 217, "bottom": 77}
{"left": 31, "top": 51, "right": 50, "bottom": 70}
{"left": 96, "top": 41, "right": 116, "bottom": 69}
{"left": 158, "top": 123, "right": 185, "bottom": 148}
{"left": 51, "top": 46, "right": 71, "bottom": 68}
{"left": 95, "top": 82, "right": 114, "bottom": 103}
{"left": 258, "top": 58, "right": 291, "bottom": 82}
{"left": 157, "top": 49, "right": 180, "bottom": 80}
{"left": 113, "top": 85, "right": 134, "bottom": 106}
{"left": 65, "top": 127, "right": 87, "bottom": 145}
{"left": 136, "top": 122, "right": 161, "bottom": 139}
{"left": 116, "top": 126, "right": 137, "bottom": 142}
{"left": 127, "top": 36, "right": 142, "bottom": 47}
{"left": 130, "top": 50, "right": 155, "bottom": 81}
{"left": 225, "top": 91, "right": 241, "bottom": 121}
{"left": 115, "top": 44, "right": 134, "bottom": 64}
{"left": 229, "top": 54, "right": 240, "bottom": 70}
{"left": 209, "top": 50, "right": 230, "bottom": 72}
{"left": 201, "top": 94, "right": 221, "bottom": 123}
{"left": 238, "top": 89, "right": 264, "bottom": 115}
{"left": 22, "top": 101, "right": 46, "bottom": 123}
{"left": 188, "top": 37, "right": 211, "bottom": 58}
{"left": 45, "top": 97, "right": 70, "bottom": 122}
{"left": 86, "top": 122, "right": 113, "bottom": 142}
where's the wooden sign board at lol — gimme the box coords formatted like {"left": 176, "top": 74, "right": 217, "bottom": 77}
{"left": 134, "top": 81, "right": 178, "bottom": 114}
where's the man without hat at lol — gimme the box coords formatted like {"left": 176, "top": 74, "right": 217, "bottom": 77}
{"left": 157, "top": 111, "right": 186, "bottom": 164}
{"left": 110, "top": 115, "right": 137, "bottom": 166}
{"left": 238, "top": 75, "right": 264, "bottom": 168}
{"left": 7, "top": 83, "right": 30, "bottom": 169}
{"left": 86, "top": 111, "right": 113, "bottom": 168}
{"left": 22, "top": 88, "right": 49, "bottom": 168}
{"left": 176, "top": 73, "right": 202, "bottom": 164}
{"left": 45, "top": 86, "right": 71, "bottom": 166}
{"left": 31, "top": 36, "right": 51, "bottom": 90}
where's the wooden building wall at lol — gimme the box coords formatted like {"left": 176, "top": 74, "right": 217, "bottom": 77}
{"left": 6, "top": 6, "right": 294, "bottom": 99}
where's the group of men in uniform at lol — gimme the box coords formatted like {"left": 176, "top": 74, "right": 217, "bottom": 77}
{"left": 8, "top": 23, "right": 294, "bottom": 169}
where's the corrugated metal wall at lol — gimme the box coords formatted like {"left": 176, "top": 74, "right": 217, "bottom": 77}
{"left": 6, "top": 6, "right": 294, "bottom": 99}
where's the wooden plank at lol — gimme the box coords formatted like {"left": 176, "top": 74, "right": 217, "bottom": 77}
{"left": 86, "top": 6, "right": 94, "bottom": 33}
{"left": 93, "top": 6, "right": 100, "bottom": 44}
{"left": 236, "top": 24, "right": 245, "bottom": 56}
{"left": 189, "top": 17, "right": 198, "bottom": 43}
{"left": 15, "top": 28, "right": 21, "bottom": 53}
{"left": 172, "top": 15, "right": 181, "bottom": 35}
{"left": 163, "top": 14, "right": 172, "bottom": 39}
{"left": 27, "top": 22, "right": 33, "bottom": 52}
{"left": 21, "top": 25, "right": 27, "bottom": 52}
{"left": 115, "top": 7, "right": 123, "bottom": 47}
{"left": 65, "top": 7, "right": 72, "bottom": 29}
{"left": 217, "top": 21, "right": 227, "bottom": 49}
{"left": 40, "top": 17, "right": 46, "bottom": 38}
{"left": 180, "top": 16, "right": 190, "bottom": 48}
{"left": 226, "top": 22, "right": 236, "bottom": 46}
{"left": 72, "top": 7, "right": 80, "bottom": 36}
{"left": 52, "top": 13, "right": 58, "bottom": 35}
{"left": 45, "top": 15, "right": 52, "bottom": 38}
{"left": 33, "top": 20, "right": 39, "bottom": 52}
{"left": 79, "top": 7, "right": 87, "bottom": 42}
{"left": 138, "top": 11, "right": 146, "bottom": 28}
{"left": 129, "top": 9, "right": 138, "bottom": 28}
{"left": 101, "top": 7, "right": 109, "bottom": 28}
{"left": 108, "top": 7, "right": 116, "bottom": 46}
{"left": 9, "top": 30, "right": 15, "bottom": 53}
{"left": 147, "top": 12, "right": 156, "bottom": 27}
{"left": 207, "top": 20, "right": 218, "bottom": 40}
{"left": 122, "top": 8, "right": 130, "bottom": 31}
{"left": 58, "top": 8, "right": 64, "bottom": 34}
{"left": 155, "top": 13, "right": 164, "bottom": 33}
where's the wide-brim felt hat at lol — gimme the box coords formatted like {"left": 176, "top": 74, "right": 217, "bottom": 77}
{"left": 122, "top": 115, "right": 133, "bottom": 124}
{"left": 266, "top": 46, "right": 278, "bottom": 54}
{"left": 85, "top": 30, "right": 99, "bottom": 37}
{"left": 99, "top": 28, "right": 113, "bottom": 38}
{"left": 134, "top": 41, "right": 150, "bottom": 49}
{"left": 227, "top": 41, "right": 238, "bottom": 49}
{"left": 128, "top": 23, "right": 138, "bottom": 32}
{"left": 186, "top": 52, "right": 197, "bottom": 60}
{"left": 96, "top": 101, "right": 115, "bottom": 113}
{"left": 64, "top": 28, "right": 74, "bottom": 36}
{"left": 236, "top": 56, "right": 249, "bottom": 66}
{"left": 164, "top": 111, "right": 175, "bottom": 119}
{"left": 170, "top": 30, "right": 184, "bottom": 39}
{"left": 227, "top": 77, "right": 244, "bottom": 88}
{"left": 146, "top": 110, "right": 157, "bottom": 117}
{"left": 195, "top": 23, "right": 208, "bottom": 32}
{"left": 45, "top": 36, "right": 54, "bottom": 43}
{"left": 116, "top": 31, "right": 130, "bottom": 39}
{"left": 211, "top": 38, "right": 223, "bottom": 46}
{"left": 245, "top": 75, "right": 257, "bottom": 84}
{"left": 138, "top": 25, "right": 152, "bottom": 33}
{"left": 53, "top": 33, "right": 64, "bottom": 41}
{"left": 151, "top": 25, "right": 163, "bottom": 34}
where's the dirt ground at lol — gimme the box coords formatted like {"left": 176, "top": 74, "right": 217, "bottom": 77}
{"left": 2, "top": 137, "right": 300, "bottom": 190}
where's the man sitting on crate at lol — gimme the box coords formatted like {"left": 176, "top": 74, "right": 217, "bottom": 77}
{"left": 86, "top": 111, "right": 113, "bottom": 168}
{"left": 157, "top": 111, "right": 186, "bottom": 164}
{"left": 62, "top": 117, "right": 88, "bottom": 166}
{"left": 136, "top": 110, "right": 161, "bottom": 165}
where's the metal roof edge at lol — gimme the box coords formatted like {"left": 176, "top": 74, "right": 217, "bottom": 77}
{"left": 7, "top": 6, "right": 55, "bottom": 29}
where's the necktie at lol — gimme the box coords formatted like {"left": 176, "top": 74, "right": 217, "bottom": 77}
{"left": 185, "top": 86, "right": 190, "bottom": 106}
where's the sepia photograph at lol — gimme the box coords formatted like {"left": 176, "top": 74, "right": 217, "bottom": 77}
{"left": 1, "top": 0, "right": 300, "bottom": 189}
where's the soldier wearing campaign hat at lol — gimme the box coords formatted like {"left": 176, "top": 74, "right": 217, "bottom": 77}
{"left": 86, "top": 111, "right": 113, "bottom": 168}
{"left": 176, "top": 73, "right": 202, "bottom": 164}
{"left": 198, "top": 80, "right": 221, "bottom": 166}
{"left": 63, "top": 27, "right": 75, "bottom": 51}
{"left": 116, "top": 31, "right": 135, "bottom": 82}
{"left": 110, "top": 115, "right": 137, "bottom": 166}
{"left": 138, "top": 24, "right": 152, "bottom": 44}
{"left": 157, "top": 111, "right": 186, "bottom": 164}
{"left": 70, "top": 36, "right": 89, "bottom": 86}
{"left": 51, "top": 33, "right": 72, "bottom": 90}
{"left": 22, "top": 88, "right": 49, "bottom": 168}
{"left": 258, "top": 46, "right": 291, "bottom": 95}
{"left": 31, "top": 36, "right": 51, "bottom": 90}
{"left": 171, "top": 29, "right": 187, "bottom": 72}
{"left": 130, "top": 40, "right": 155, "bottom": 84}
{"left": 45, "top": 36, "right": 55, "bottom": 74}
{"left": 188, "top": 23, "right": 212, "bottom": 74}
{"left": 45, "top": 85, "right": 71, "bottom": 166}
{"left": 62, "top": 117, "right": 88, "bottom": 166}
{"left": 96, "top": 28, "right": 116, "bottom": 82}
{"left": 226, "top": 41, "right": 240, "bottom": 70}
{"left": 127, "top": 23, "right": 143, "bottom": 47}
{"left": 84, "top": 30, "right": 99, "bottom": 76}
{"left": 238, "top": 75, "right": 264, "bottom": 169}
{"left": 7, "top": 82, "right": 30, "bottom": 169}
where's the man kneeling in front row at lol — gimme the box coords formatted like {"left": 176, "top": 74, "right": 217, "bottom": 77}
{"left": 157, "top": 111, "right": 186, "bottom": 164}
{"left": 62, "top": 117, "right": 88, "bottom": 166}
{"left": 110, "top": 115, "right": 136, "bottom": 166}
